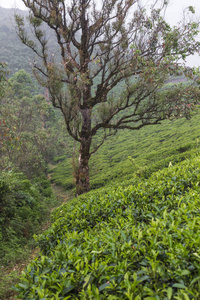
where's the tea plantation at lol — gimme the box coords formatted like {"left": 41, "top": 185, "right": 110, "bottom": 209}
{"left": 16, "top": 155, "right": 200, "bottom": 299}
{"left": 51, "top": 113, "right": 200, "bottom": 191}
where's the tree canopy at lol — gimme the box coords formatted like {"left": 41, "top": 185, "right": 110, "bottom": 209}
{"left": 0, "top": 69, "right": 66, "bottom": 175}
{"left": 15, "top": 0, "right": 200, "bottom": 195}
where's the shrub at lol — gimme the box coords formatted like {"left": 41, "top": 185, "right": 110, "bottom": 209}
{"left": 0, "top": 171, "right": 55, "bottom": 265}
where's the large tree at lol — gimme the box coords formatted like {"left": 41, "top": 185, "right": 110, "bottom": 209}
{"left": 15, "top": 0, "right": 200, "bottom": 195}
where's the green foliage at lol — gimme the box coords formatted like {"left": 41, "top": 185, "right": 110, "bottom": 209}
{"left": 0, "top": 171, "right": 56, "bottom": 265}
{"left": 0, "top": 61, "right": 8, "bottom": 97}
{"left": 0, "top": 69, "right": 67, "bottom": 176}
{"left": 0, "top": 170, "right": 66, "bottom": 300}
{"left": 0, "top": 69, "right": 69, "bottom": 272}
{"left": 15, "top": 156, "right": 200, "bottom": 299}
{"left": 0, "top": 266, "right": 25, "bottom": 299}
{"left": 8, "top": 69, "right": 37, "bottom": 97}
{"left": 189, "top": 6, "right": 195, "bottom": 14}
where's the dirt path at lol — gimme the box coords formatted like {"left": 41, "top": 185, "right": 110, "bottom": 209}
{"left": 51, "top": 183, "right": 71, "bottom": 204}
{"left": 41, "top": 184, "right": 73, "bottom": 232}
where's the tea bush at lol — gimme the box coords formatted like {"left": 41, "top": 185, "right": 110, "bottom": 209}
{"left": 15, "top": 156, "right": 200, "bottom": 299}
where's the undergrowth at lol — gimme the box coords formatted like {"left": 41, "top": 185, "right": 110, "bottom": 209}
{"left": 0, "top": 171, "right": 63, "bottom": 299}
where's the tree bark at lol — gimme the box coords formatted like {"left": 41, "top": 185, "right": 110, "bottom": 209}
{"left": 76, "top": 108, "right": 92, "bottom": 196}
{"left": 76, "top": 139, "right": 91, "bottom": 196}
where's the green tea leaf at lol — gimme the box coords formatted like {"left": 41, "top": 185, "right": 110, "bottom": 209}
{"left": 172, "top": 283, "right": 186, "bottom": 289}
{"left": 98, "top": 282, "right": 110, "bottom": 291}
{"left": 63, "top": 285, "right": 75, "bottom": 294}
{"left": 18, "top": 283, "right": 29, "bottom": 290}
{"left": 190, "top": 276, "right": 200, "bottom": 286}
{"left": 167, "top": 287, "right": 173, "bottom": 299}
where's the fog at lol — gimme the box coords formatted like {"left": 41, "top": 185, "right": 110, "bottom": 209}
{"left": 0, "top": 0, "right": 200, "bottom": 66}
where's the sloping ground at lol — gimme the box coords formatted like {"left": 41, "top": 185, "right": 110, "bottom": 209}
{"left": 16, "top": 155, "right": 200, "bottom": 299}
{"left": 52, "top": 113, "right": 200, "bottom": 191}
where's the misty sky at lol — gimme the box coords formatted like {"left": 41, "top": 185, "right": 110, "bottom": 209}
{"left": 1, "top": 0, "right": 200, "bottom": 19}
{"left": 0, "top": 0, "right": 200, "bottom": 66}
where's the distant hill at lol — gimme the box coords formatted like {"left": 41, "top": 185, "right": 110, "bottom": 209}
{"left": 0, "top": 6, "right": 188, "bottom": 84}
{"left": 0, "top": 7, "right": 34, "bottom": 75}
{"left": 0, "top": 7, "right": 58, "bottom": 77}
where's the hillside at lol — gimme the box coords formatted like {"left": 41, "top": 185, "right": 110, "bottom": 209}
{"left": 1, "top": 6, "right": 200, "bottom": 299}
{"left": 0, "top": 7, "right": 58, "bottom": 76}
{"left": 52, "top": 112, "right": 200, "bottom": 191}
{"left": 0, "top": 7, "right": 33, "bottom": 75}
{"left": 15, "top": 153, "right": 200, "bottom": 299}
{"left": 0, "top": 7, "right": 197, "bottom": 195}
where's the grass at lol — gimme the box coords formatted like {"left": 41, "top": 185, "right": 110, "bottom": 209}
{"left": 0, "top": 244, "right": 38, "bottom": 300}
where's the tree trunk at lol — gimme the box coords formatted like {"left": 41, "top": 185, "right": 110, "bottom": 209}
{"left": 76, "top": 138, "right": 91, "bottom": 196}
{"left": 76, "top": 108, "right": 92, "bottom": 196}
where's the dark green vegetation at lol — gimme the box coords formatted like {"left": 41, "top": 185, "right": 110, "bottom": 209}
{"left": 15, "top": 154, "right": 200, "bottom": 299}
{"left": 0, "top": 170, "right": 63, "bottom": 299}
{"left": 0, "top": 68, "right": 67, "bottom": 299}
{"left": 0, "top": 171, "right": 55, "bottom": 263}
